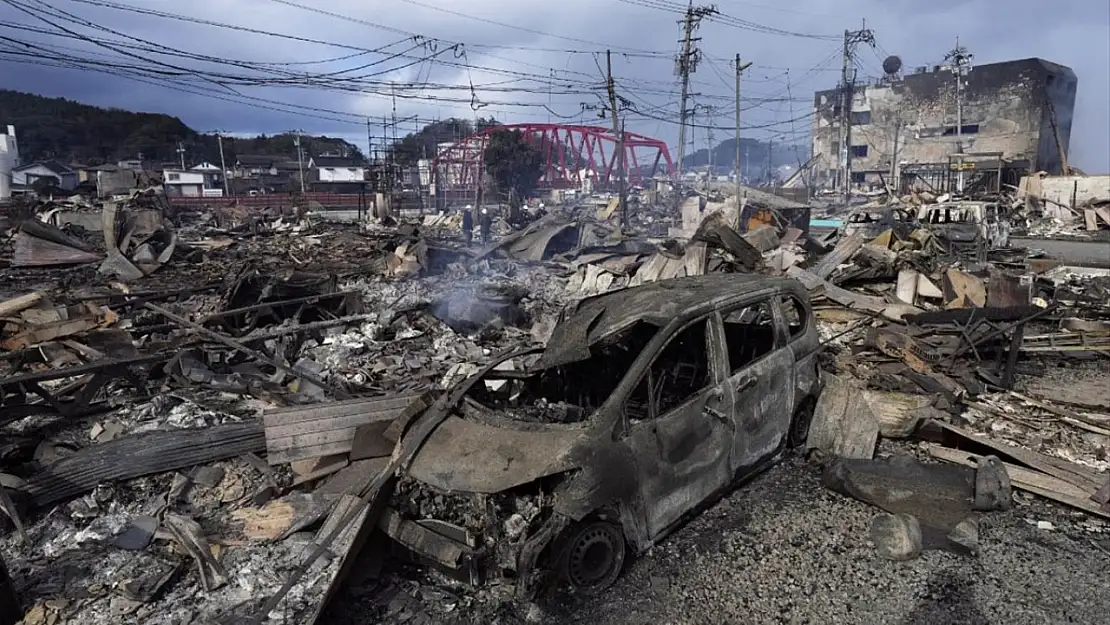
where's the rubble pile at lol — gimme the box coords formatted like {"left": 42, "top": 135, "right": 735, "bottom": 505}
{"left": 0, "top": 180, "right": 1107, "bottom": 624}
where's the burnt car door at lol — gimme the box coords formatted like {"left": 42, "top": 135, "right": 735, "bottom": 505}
{"left": 715, "top": 295, "right": 794, "bottom": 474}
{"left": 623, "top": 316, "right": 735, "bottom": 540}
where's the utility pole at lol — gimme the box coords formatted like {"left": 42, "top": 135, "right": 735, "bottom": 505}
{"left": 675, "top": 2, "right": 717, "bottom": 179}
{"left": 766, "top": 136, "right": 774, "bottom": 185}
{"left": 293, "top": 133, "right": 306, "bottom": 193}
{"left": 606, "top": 49, "right": 627, "bottom": 227}
{"left": 216, "top": 132, "right": 229, "bottom": 197}
{"left": 838, "top": 20, "right": 876, "bottom": 204}
{"left": 889, "top": 118, "right": 902, "bottom": 191}
{"left": 734, "top": 55, "right": 752, "bottom": 203}
{"left": 943, "top": 37, "right": 973, "bottom": 194}
{"left": 176, "top": 142, "right": 186, "bottom": 169}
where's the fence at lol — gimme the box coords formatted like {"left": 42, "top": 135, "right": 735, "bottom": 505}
{"left": 166, "top": 192, "right": 367, "bottom": 210}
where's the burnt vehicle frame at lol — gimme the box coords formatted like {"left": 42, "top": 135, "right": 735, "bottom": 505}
{"left": 379, "top": 274, "right": 823, "bottom": 596}
{"left": 922, "top": 200, "right": 1012, "bottom": 260}
{"left": 840, "top": 207, "right": 915, "bottom": 239}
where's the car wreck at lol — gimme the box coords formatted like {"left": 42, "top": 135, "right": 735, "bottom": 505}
{"left": 840, "top": 207, "right": 915, "bottom": 239}
{"left": 922, "top": 200, "right": 1011, "bottom": 258}
{"left": 382, "top": 273, "right": 823, "bottom": 596}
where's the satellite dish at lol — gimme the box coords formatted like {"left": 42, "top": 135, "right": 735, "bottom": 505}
{"left": 882, "top": 55, "right": 903, "bottom": 75}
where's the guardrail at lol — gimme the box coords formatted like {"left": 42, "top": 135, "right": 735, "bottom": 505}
{"left": 166, "top": 193, "right": 367, "bottom": 210}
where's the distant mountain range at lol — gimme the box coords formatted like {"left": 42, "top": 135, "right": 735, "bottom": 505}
{"left": 0, "top": 90, "right": 363, "bottom": 166}
{"left": 682, "top": 137, "right": 808, "bottom": 176}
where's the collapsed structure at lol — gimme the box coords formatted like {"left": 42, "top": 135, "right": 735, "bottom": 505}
{"left": 0, "top": 170, "right": 1107, "bottom": 624}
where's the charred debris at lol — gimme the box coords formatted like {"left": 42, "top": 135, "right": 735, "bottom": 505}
{"left": 0, "top": 181, "right": 1108, "bottom": 624}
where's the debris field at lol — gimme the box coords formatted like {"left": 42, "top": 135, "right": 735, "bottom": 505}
{"left": 0, "top": 182, "right": 1108, "bottom": 625}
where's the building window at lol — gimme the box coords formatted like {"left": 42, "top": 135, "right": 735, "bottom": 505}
{"left": 851, "top": 172, "right": 865, "bottom": 183}
{"left": 168, "top": 173, "right": 180, "bottom": 181}
{"left": 851, "top": 145, "right": 869, "bottom": 157}
{"left": 850, "top": 111, "right": 872, "bottom": 125}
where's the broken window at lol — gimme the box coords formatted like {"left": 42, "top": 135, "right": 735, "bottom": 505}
{"left": 721, "top": 300, "right": 776, "bottom": 374}
{"left": 468, "top": 321, "right": 659, "bottom": 424}
{"left": 626, "top": 320, "right": 711, "bottom": 420}
{"left": 780, "top": 296, "right": 806, "bottom": 339}
{"left": 851, "top": 172, "right": 865, "bottom": 183}
{"left": 850, "top": 111, "right": 871, "bottom": 125}
{"left": 851, "top": 145, "right": 869, "bottom": 157}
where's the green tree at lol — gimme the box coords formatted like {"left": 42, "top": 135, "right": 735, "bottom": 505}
{"left": 483, "top": 129, "right": 543, "bottom": 200}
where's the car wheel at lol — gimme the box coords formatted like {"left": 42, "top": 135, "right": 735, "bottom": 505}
{"left": 788, "top": 398, "right": 816, "bottom": 449}
{"left": 558, "top": 520, "right": 626, "bottom": 594}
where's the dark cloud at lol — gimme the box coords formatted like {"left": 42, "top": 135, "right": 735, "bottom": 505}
{"left": 1, "top": 0, "right": 1106, "bottom": 170}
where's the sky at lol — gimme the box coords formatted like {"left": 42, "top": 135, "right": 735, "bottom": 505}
{"left": 0, "top": 0, "right": 1107, "bottom": 172}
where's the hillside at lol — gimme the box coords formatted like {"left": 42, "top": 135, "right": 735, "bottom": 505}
{"left": 683, "top": 137, "right": 808, "bottom": 175}
{"left": 0, "top": 90, "right": 363, "bottom": 166}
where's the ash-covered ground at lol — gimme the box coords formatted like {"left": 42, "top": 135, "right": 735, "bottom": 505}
{"left": 329, "top": 450, "right": 1110, "bottom": 625}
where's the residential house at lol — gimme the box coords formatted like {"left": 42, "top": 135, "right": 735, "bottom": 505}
{"left": 233, "top": 155, "right": 280, "bottom": 178}
{"left": 118, "top": 158, "right": 144, "bottom": 171}
{"left": 12, "top": 161, "right": 78, "bottom": 191}
{"left": 309, "top": 156, "right": 366, "bottom": 193}
{"left": 163, "top": 168, "right": 223, "bottom": 198}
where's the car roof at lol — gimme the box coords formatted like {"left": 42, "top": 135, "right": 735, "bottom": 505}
{"left": 542, "top": 273, "right": 800, "bottom": 367}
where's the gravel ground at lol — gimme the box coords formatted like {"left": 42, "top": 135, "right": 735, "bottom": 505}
{"left": 546, "top": 453, "right": 1109, "bottom": 625}
{"left": 332, "top": 450, "right": 1110, "bottom": 625}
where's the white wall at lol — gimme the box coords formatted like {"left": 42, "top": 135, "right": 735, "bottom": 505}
{"left": 1021, "top": 174, "right": 1110, "bottom": 207}
{"left": 0, "top": 125, "right": 18, "bottom": 199}
{"left": 317, "top": 166, "right": 365, "bottom": 182}
{"left": 163, "top": 169, "right": 206, "bottom": 185}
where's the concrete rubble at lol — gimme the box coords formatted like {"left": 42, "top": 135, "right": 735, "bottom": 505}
{"left": 0, "top": 179, "right": 1108, "bottom": 624}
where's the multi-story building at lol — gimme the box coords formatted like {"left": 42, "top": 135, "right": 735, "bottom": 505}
{"left": 811, "top": 57, "right": 1077, "bottom": 194}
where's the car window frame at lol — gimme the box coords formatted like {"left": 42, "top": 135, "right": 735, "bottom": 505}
{"left": 715, "top": 294, "right": 785, "bottom": 375}
{"left": 776, "top": 293, "right": 809, "bottom": 343}
{"left": 618, "top": 313, "right": 722, "bottom": 427}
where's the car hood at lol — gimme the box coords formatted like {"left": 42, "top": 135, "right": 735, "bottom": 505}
{"left": 407, "top": 415, "right": 586, "bottom": 494}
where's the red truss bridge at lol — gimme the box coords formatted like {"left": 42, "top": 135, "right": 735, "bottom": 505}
{"left": 431, "top": 123, "right": 675, "bottom": 193}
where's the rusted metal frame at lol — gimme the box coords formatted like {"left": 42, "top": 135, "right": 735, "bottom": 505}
{"left": 1, "top": 357, "right": 158, "bottom": 421}
{"left": 950, "top": 305, "right": 1055, "bottom": 359}
{"left": 144, "top": 302, "right": 349, "bottom": 400}
{"left": 0, "top": 353, "right": 166, "bottom": 387}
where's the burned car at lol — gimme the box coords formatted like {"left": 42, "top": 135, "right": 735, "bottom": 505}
{"left": 839, "top": 207, "right": 915, "bottom": 238}
{"left": 922, "top": 200, "right": 1011, "bottom": 259}
{"left": 381, "top": 274, "right": 823, "bottom": 596}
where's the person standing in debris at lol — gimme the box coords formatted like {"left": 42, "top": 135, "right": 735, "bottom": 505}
{"left": 461, "top": 204, "right": 474, "bottom": 244}
{"left": 479, "top": 207, "right": 492, "bottom": 243}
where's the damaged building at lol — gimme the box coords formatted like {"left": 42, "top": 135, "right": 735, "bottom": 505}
{"left": 810, "top": 57, "right": 1078, "bottom": 194}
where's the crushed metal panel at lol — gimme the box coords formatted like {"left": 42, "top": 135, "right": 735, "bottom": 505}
{"left": 264, "top": 392, "right": 426, "bottom": 465}
{"left": 23, "top": 422, "right": 266, "bottom": 507}
{"left": 12, "top": 227, "right": 102, "bottom": 267}
{"left": 506, "top": 222, "right": 578, "bottom": 261}
{"left": 406, "top": 416, "right": 583, "bottom": 494}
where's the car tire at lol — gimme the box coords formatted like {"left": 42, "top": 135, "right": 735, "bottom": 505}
{"left": 788, "top": 398, "right": 816, "bottom": 449}
{"left": 558, "top": 520, "right": 626, "bottom": 595}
